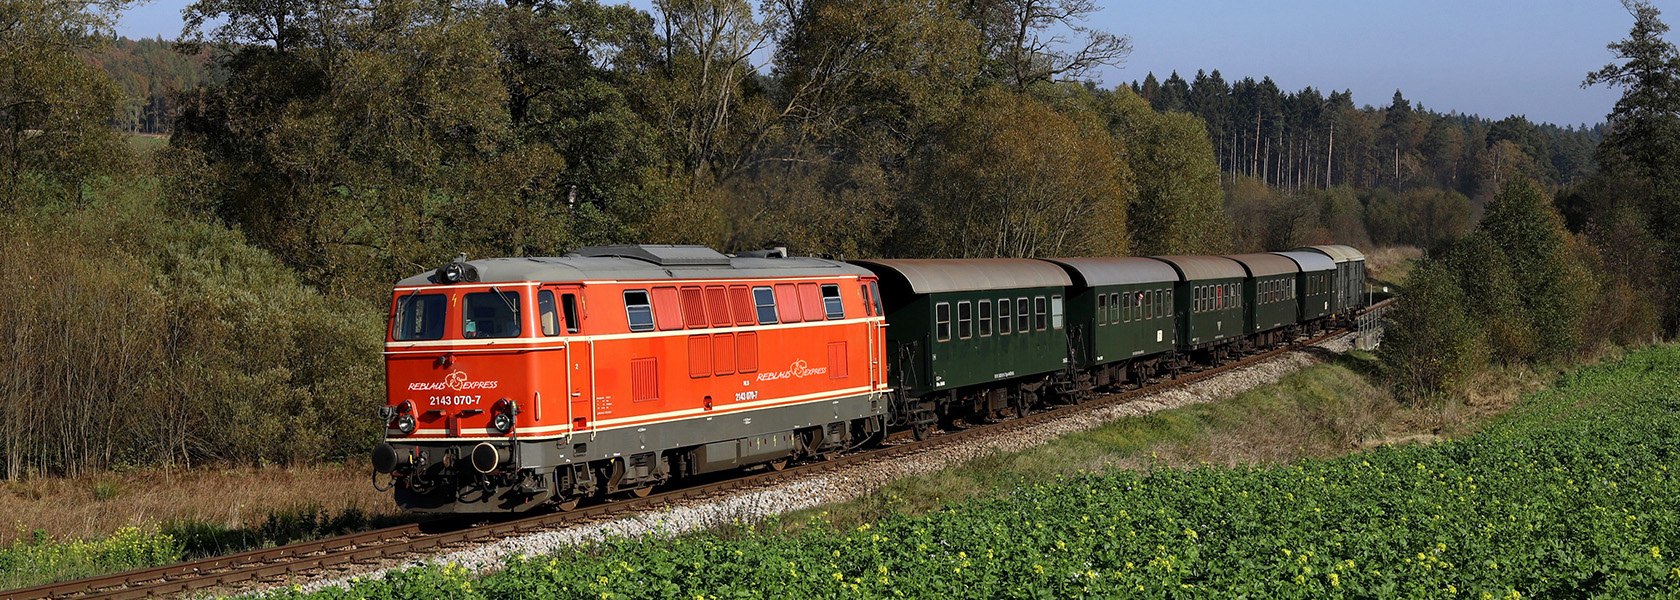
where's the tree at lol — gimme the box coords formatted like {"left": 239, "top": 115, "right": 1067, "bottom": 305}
{"left": 1478, "top": 179, "right": 1596, "bottom": 360}
{"left": 0, "top": 0, "right": 129, "bottom": 207}
{"left": 1440, "top": 231, "right": 1535, "bottom": 363}
{"left": 965, "top": 0, "right": 1131, "bottom": 88}
{"left": 1378, "top": 259, "right": 1485, "bottom": 402}
{"left": 1100, "top": 88, "right": 1228, "bottom": 255}
{"left": 1583, "top": 0, "right": 1680, "bottom": 333}
{"left": 900, "top": 88, "right": 1130, "bottom": 258}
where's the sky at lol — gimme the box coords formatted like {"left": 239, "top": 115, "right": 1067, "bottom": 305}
{"left": 117, "top": 0, "right": 1652, "bottom": 126}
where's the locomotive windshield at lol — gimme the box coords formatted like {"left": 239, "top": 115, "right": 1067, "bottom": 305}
{"left": 464, "top": 291, "right": 522, "bottom": 338}
{"left": 394, "top": 294, "right": 447, "bottom": 340}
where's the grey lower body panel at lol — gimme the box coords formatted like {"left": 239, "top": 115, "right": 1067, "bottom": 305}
{"left": 386, "top": 392, "right": 887, "bottom": 513}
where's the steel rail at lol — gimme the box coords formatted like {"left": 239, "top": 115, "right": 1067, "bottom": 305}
{"left": 6, "top": 303, "right": 1390, "bottom": 600}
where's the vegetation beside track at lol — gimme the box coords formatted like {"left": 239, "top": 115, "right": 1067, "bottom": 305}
{"left": 268, "top": 345, "right": 1680, "bottom": 599}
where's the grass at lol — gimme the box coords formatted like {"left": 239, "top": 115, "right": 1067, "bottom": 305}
{"left": 779, "top": 351, "right": 1433, "bottom": 532}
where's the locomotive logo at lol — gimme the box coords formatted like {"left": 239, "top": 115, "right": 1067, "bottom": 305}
{"left": 407, "top": 370, "right": 500, "bottom": 392}
{"left": 755, "top": 359, "right": 827, "bottom": 382}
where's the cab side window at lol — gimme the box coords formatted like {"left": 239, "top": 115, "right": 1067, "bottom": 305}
{"left": 538, "top": 290, "right": 559, "bottom": 336}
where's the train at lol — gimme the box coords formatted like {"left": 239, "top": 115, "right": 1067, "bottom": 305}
{"left": 370, "top": 245, "right": 1367, "bottom": 513}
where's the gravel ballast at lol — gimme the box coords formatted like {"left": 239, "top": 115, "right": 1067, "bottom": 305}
{"left": 273, "top": 335, "right": 1353, "bottom": 595}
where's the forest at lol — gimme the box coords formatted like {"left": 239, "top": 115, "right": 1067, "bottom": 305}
{"left": 1, "top": 0, "right": 1675, "bottom": 479}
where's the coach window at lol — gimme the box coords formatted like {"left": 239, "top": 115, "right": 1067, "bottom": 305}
{"left": 957, "top": 301, "right": 973, "bottom": 339}
{"left": 935, "top": 302, "right": 952, "bottom": 342}
{"left": 998, "top": 298, "right": 1012, "bottom": 334}
{"left": 1096, "top": 294, "right": 1108, "bottom": 326}
{"left": 979, "top": 300, "right": 993, "bottom": 337}
{"left": 1016, "top": 297, "right": 1030, "bottom": 332}
{"left": 538, "top": 290, "right": 559, "bottom": 336}
{"left": 1051, "top": 295, "right": 1064, "bottom": 330}
{"left": 393, "top": 293, "right": 446, "bottom": 341}
{"left": 561, "top": 293, "right": 580, "bottom": 333}
{"left": 463, "top": 290, "right": 521, "bottom": 338}
{"left": 822, "top": 284, "right": 845, "bottom": 320}
{"left": 1034, "top": 296, "right": 1048, "bottom": 331}
{"left": 624, "top": 290, "right": 655, "bottom": 332}
{"left": 1109, "top": 293, "right": 1120, "bottom": 324}
{"left": 751, "top": 286, "right": 778, "bottom": 324}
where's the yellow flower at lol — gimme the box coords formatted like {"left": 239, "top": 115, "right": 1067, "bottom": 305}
{"left": 1653, "top": 546, "right": 1663, "bottom": 559}
{"left": 1328, "top": 573, "right": 1340, "bottom": 588}
{"left": 1033, "top": 564, "right": 1045, "bottom": 574}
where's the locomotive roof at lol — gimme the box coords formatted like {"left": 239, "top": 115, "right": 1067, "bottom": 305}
{"left": 850, "top": 258, "right": 1072, "bottom": 294}
{"left": 1041, "top": 257, "right": 1180, "bottom": 287}
{"left": 1147, "top": 255, "right": 1247, "bottom": 281}
{"left": 1270, "top": 251, "right": 1336, "bottom": 272}
{"left": 395, "top": 245, "right": 871, "bottom": 286}
{"left": 1222, "top": 253, "right": 1301, "bottom": 277}
{"left": 1294, "top": 244, "right": 1365, "bottom": 263}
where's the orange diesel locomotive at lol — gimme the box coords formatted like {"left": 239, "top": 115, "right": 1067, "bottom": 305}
{"left": 371, "top": 246, "right": 889, "bottom": 513}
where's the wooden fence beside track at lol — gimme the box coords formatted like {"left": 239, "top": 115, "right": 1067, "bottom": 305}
{"left": 3, "top": 299, "right": 1393, "bottom": 600}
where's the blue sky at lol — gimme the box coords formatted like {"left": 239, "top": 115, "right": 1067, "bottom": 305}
{"left": 118, "top": 0, "right": 1649, "bottom": 126}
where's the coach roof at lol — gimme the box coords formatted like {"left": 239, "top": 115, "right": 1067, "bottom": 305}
{"left": 1041, "top": 257, "right": 1180, "bottom": 287}
{"left": 1147, "top": 255, "right": 1247, "bottom": 281}
{"left": 851, "top": 259, "right": 1072, "bottom": 294}
{"left": 1270, "top": 251, "right": 1336, "bottom": 272}
{"left": 395, "top": 245, "right": 871, "bottom": 286}
{"left": 1295, "top": 244, "right": 1365, "bottom": 263}
{"left": 1222, "top": 253, "right": 1300, "bottom": 277}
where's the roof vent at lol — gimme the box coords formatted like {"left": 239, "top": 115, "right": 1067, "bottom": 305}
{"left": 736, "top": 245, "right": 788, "bottom": 259}
{"left": 568, "top": 245, "right": 732, "bottom": 267}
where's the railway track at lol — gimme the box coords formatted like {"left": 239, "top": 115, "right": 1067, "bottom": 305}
{"left": 5, "top": 308, "right": 1387, "bottom": 600}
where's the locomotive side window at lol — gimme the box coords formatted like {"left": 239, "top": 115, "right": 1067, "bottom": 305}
{"left": 624, "top": 290, "right": 655, "bottom": 332}
{"left": 821, "top": 284, "right": 845, "bottom": 320}
{"left": 935, "top": 302, "right": 951, "bottom": 342}
{"left": 393, "top": 293, "right": 446, "bottom": 341}
{"left": 752, "top": 286, "right": 778, "bottom": 324}
{"left": 561, "top": 293, "right": 580, "bottom": 333}
{"left": 1034, "top": 296, "right": 1048, "bottom": 331}
{"left": 463, "top": 290, "right": 522, "bottom": 338}
{"left": 957, "top": 301, "right": 972, "bottom": 339}
{"left": 868, "top": 281, "right": 883, "bottom": 316}
{"left": 978, "top": 300, "right": 992, "bottom": 336}
{"left": 859, "top": 284, "right": 874, "bottom": 317}
{"left": 1016, "top": 297, "right": 1030, "bottom": 333}
{"left": 997, "top": 298, "right": 1011, "bottom": 335}
{"left": 538, "top": 290, "right": 559, "bottom": 336}
{"left": 1051, "top": 295, "right": 1064, "bottom": 330}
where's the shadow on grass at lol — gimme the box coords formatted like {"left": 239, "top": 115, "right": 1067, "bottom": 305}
{"left": 163, "top": 504, "right": 422, "bottom": 560}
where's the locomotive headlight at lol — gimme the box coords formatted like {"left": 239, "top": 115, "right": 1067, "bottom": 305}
{"left": 442, "top": 262, "right": 466, "bottom": 283}
{"left": 491, "top": 411, "right": 514, "bottom": 434}
{"left": 491, "top": 398, "right": 518, "bottom": 434}
{"left": 395, "top": 413, "right": 417, "bottom": 436}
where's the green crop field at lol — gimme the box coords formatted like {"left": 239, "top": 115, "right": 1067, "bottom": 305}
{"left": 273, "top": 345, "right": 1680, "bottom": 599}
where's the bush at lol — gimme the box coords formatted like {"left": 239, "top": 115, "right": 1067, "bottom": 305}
{"left": 1377, "top": 259, "right": 1485, "bottom": 402}
{"left": 0, "top": 526, "right": 182, "bottom": 589}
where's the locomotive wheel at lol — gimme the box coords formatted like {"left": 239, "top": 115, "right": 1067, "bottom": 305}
{"left": 912, "top": 421, "right": 933, "bottom": 441}
{"left": 628, "top": 486, "right": 653, "bottom": 499}
{"left": 556, "top": 496, "right": 582, "bottom": 512}
{"left": 768, "top": 458, "right": 789, "bottom": 472}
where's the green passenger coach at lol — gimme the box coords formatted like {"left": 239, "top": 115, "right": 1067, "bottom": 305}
{"left": 851, "top": 259, "right": 1073, "bottom": 437}
{"left": 1149, "top": 255, "right": 1247, "bottom": 359}
{"left": 1224, "top": 253, "right": 1302, "bottom": 346}
{"left": 1273, "top": 250, "right": 1336, "bottom": 325}
{"left": 1042, "top": 257, "right": 1180, "bottom": 388}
